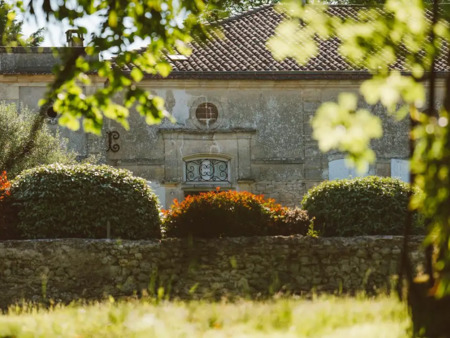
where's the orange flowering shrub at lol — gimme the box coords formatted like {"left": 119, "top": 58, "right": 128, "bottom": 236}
{"left": 0, "top": 171, "right": 10, "bottom": 200}
{"left": 0, "top": 171, "right": 19, "bottom": 240}
{"left": 163, "top": 188, "right": 310, "bottom": 238}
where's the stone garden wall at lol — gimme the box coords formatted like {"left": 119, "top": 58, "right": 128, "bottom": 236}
{"left": 0, "top": 236, "right": 425, "bottom": 307}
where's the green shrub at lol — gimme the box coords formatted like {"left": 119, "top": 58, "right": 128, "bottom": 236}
{"left": 163, "top": 189, "right": 310, "bottom": 238}
{"left": 301, "top": 176, "right": 424, "bottom": 237}
{"left": 0, "top": 103, "right": 77, "bottom": 178}
{"left": 0, "top": 197, "right": 20, "bottom": 240}
{"left": 1, "top": 164, "right": 161, "bottom": 240}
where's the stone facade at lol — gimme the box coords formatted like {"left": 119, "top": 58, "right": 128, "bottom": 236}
{"left": 105, "top": 79, "right": 445, "bottom": 208}
{"left": 0, "top": 49, "right": 446, "bottom": 208}
{"left": 0, "top": 236, "right": 425, "bottom": 307}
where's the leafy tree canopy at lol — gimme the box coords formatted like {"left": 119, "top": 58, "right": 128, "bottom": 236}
{"left": 0, "top": 0, "right": 43, "bottom": 46}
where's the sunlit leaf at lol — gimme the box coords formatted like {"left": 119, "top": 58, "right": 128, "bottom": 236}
{"left": 58, "top": 114, "right": 80, "bottom": 131}
{"left": 155, "top": 62, "right": 172, "bottom": 78}
{"left": 130, "top": 68, "right": 144, "bottom": 82}
{"left": 312, "top": 93, "right": 382, "bottom": 173}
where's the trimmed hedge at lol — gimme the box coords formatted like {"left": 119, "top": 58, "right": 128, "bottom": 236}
{"left": 163, "top": 189, "right": 310, "bottom": 238}
{"left": 301, "top": 176, "right": 424, "bottom": 237}
{"left": 1, "top": 164, "right": 161, "bottom": 240}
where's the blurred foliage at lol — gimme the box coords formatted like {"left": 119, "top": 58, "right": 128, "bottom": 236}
{"left": 268, "top": 0, "right": 450, "bottom": 319}
{"left": 0, "top": 0, "right": 44, "bottom": 46}
{"left": 268, "top": 0, "right": 446, "bottom": 169}
{"left": 1, "top": 164, "right": 161, "bottom": 240}
{"left": 302, "top": 176, "right": 424, "bottom": 236}
{"left": 312, "top": 93, "right": 382, "bottom": 172}
{"left": 412, "top": 108, "right": 450, "bottom": 298}
{"left": 0, "top": 103, "right": 77, "bottom": 178}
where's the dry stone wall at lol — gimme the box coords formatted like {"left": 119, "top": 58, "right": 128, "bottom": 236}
{"left": 0, "top": 236, "right": 424, "bottom": 307}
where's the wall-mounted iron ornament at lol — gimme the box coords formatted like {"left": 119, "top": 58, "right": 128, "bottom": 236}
{"left": 106, "top": 131, "right": 120, "bottom": 152}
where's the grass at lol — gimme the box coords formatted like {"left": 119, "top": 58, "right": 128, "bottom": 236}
{"left": 0, "top": 295, "right": 411, "bottom": 337}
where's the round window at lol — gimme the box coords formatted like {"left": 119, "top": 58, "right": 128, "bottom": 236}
{"left": 195, "top": 102, "right": 218, "bottom": 125}
{"left": 47, "top": 106, "right": 57, "bottom": 118}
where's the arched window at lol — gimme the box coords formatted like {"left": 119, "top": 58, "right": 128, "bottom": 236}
{"left": 184, "top": 158, "right": 230, "bottom": 183}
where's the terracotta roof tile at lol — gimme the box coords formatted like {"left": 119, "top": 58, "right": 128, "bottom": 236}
{"left": 162, "top": 5, "right": 449, "bottom": 78}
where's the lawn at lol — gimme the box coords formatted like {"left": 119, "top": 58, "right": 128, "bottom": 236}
{"left": 0, "top": 295, "right": 411, "bottom": 337}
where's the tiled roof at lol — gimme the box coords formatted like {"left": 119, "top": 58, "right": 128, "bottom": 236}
{"left": 161, "top": 5, "right": 449, "bottom": 79}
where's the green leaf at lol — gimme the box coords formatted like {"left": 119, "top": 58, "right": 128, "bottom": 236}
{"left": 58, "top": 114, "right": 80, "bottom": 131}
{"left": 108, "top": 10, "right": 118, "bottom": 28}
{"left": 6, "top": 11, "right": 16, "bottom": 21}
{"left": 155, "top": 62, "right": 172, "bottom": 78}
{"left": 312, "top": 93, "right": 382, "bottom": 170}
{"left": 130, "top": 68, "right": 144, "bottom": 82}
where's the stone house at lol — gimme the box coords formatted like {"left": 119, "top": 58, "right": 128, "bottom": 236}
{"left": 0, "top": 5, "right": 447, "bottom": 208}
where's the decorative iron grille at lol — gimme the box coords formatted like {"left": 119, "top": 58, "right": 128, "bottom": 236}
{"left": 185, "top": 159, "right": 229, "bottom": 183}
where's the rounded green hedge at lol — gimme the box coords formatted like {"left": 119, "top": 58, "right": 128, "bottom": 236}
{"left": 301, "top": 176, "right": 424, "bottom": 237}
{"left": 1, "top": 164, "right": 161, "bottom": 240}
{"left": 163, "top": 190, "right": 310, "bottom": 238}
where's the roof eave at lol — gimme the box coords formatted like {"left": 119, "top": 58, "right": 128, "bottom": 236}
{"left": 142, "top": 70, "right": 450, "bottom": 81}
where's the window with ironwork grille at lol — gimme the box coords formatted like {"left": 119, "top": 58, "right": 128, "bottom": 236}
{"left": 185, "top": 159, "right": 230, "bottom": 183}
{"left": 195, "top": 103, "right": 218, "bottom": 125}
